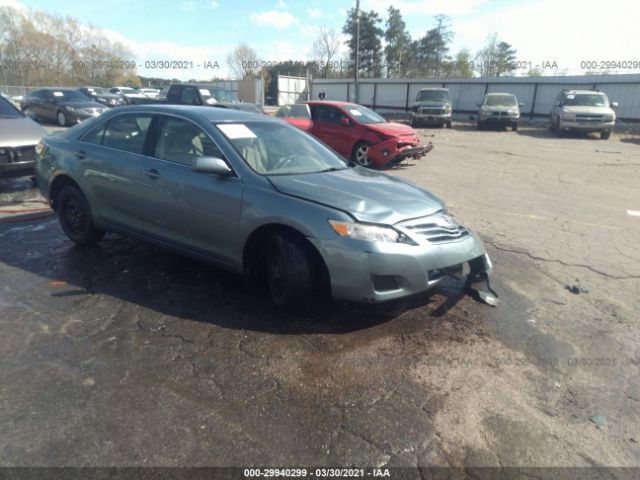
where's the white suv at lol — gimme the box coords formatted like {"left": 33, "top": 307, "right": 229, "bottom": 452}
{"left": 550, "top": 89, "right": 618, "bottom": 139}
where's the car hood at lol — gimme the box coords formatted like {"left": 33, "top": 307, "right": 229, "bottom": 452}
{"left": 0, "top": 116, "right": 49, "bottom": 147}
{"left": 268, "top": 167, "right": 444, "bottom": 224}
{"left": 365, "top": 122, "right": 417, "bottom": 137}
{"left": 563, "top": 106, "right": 615, "bottom": 115}
{"left": 59, "top": 101, "right": 105, "bottom": 109}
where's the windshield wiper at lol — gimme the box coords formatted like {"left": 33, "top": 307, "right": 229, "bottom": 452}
{"left": 317, "top": 167, "right": 346, "bottom": 173}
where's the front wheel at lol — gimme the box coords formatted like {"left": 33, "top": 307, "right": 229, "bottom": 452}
{"left": 410, "top": 116, "right": 418, "bottom": 128}
{"left": 266, "top": 233, "right": 314, "bottom": 309}
{"left": 57, "top": 110, "right": 68, "bottom": 127}
{"left": 600, "top": 130, "right": 611, "bottom": 140}
{"left": 24, "top": 107, "right": 37, "bottom": 121}
{"left": 57, "top": 185, "right": 105, "bottom": 245}
{"left": 512, "top": 123, "right": 518, "bottom": 131}
{"left": 446, "top": 121, "right": 452, "bottom": 129}
{"left": 352, "top": 141, "right": 373, "bottom": 167}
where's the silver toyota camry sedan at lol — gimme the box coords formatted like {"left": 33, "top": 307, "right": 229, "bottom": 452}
{"left": 35, "top": 105, "right": 492, "bottom": 307}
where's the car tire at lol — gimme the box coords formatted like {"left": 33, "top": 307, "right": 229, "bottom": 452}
{"left": 477, "top": 121, "right": 484, "bottom": 130}
{"left": 549, "top": 117, "right": 557, "bottom": 132}
{"left": 352, "top": 141, "right": 373, "bottom": 168}
{"left": 266, "top": 233, "right": 314, "bottom": 309}
{"left": 446, "top": 121, "right": 452, "bottom": 129}
{"left": 512, "top": 123, "right": 518, "bottom": 131}
{"left": 57, "top": 185, "right": 105, "bottom": 245}
{"left": 600, "top": 130, "right": 611, "bottom": 140}
{"left": 410, "top": 116, "right": 418, "bottom": 128}
{"left": 57, "top": 110, "right": 68, "bottom": 127}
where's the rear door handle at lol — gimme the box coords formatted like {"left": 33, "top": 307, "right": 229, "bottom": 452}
{"left": 74, "top": 150, "right": 87, "bottom": 159}
{"left": 145, "top": 168, "right": 160, "bottom": 180}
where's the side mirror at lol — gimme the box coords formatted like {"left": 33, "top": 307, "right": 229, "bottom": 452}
{"left": 554, "top": 101, "right": 561, "bottom": 107}
{"left": 193, "top": 157, "right": 232, "bottom": 176}
{"left": 611, "top": 102, "right": 618, "bottom": 108}
{"left": 340, "top": 117, "right": 351, "bottom": 126}
{"left": 519, "top": 102, "right": 524, "bottom": 107}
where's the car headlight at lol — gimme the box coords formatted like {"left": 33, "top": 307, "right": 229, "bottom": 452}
{"left": 562, "top": 108, "right": 576, "bottom": 120}
{"left": 329, "top": 219, "right": 409, "bottom": 243}
{"left": 65, "top": 106, "right": 78, "bottom": 112}
{"left": 444, "top": 105, "right": 452, "bottom": 113}
{"left": 604, "top": 114, "right": 614, "bottom": 122}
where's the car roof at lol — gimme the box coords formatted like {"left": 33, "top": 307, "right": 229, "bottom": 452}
{"left": 419, "top": 87, "right": 449, "bottom": 91}
{"left": 305, "top": 101, "right": 360, "bottom": 108}
{"left": 486, "top": 92, "right": 516, "bottom": 96}
{"left": 107, "top": 104, "right": 269, "bottom": 122}
{"left": 564, "top": 89, "right": 603, "bottom": 94}
{"left": 174, "top": 83, "right": 227, "bottom": 89}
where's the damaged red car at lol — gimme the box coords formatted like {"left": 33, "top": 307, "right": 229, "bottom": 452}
{"left": 279, "top": 101, "right": 432, "bottom": 168}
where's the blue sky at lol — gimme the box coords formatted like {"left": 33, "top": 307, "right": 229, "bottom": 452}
{"left": 3, "top": 0, "right": 639, "bottom": 79}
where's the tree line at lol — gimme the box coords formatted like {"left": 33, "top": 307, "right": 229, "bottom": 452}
{"left": 0, "top": 5, "right": 139, "bottom": 87}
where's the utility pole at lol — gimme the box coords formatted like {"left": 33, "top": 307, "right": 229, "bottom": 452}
{"left": 354, "top": 0, "right": 359, "bottom": 103}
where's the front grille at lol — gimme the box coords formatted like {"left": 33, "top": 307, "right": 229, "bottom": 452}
{"left": 0, "top": 146, "right": 36, "bottom": 164}
{"left": 575, "top": 115, "right": 604, "bottom": 122}
{"left": 399, "top": 214, "right": 470, "bottom": 244}
{"left": 419, "top": 107, "right": 443, "bottom": 115}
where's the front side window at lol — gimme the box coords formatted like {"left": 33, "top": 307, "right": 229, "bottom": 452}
{"left": 314, "top": 105, "right": 343, "bottom": 124}
{"left": 81, "top": 122, "right": 108, "bottom": 145}
{"left": 101, "top": 114, "right": 152, "bottom": 154}
{"left": 216, "top": 121, "right": 348, "bottom": 175}
{"left": 154, "top": 116, "right": 223, "bottom": 166}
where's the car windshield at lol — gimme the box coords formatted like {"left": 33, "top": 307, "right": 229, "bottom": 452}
{"left": 51, "top": 90, "right": 89, "bottom": 101}
{"left": 564, "top": 94, "right": 608, "bottom": 107}
{"left": 416, "top": 90, "right": 450, "bottom": 102}
{"left": 0, "top": 96, "right": 21, "bottom": 117}
{"left": 216, "top": 121, "right": 349, "bottom": 175}
{"left": 199, "top": 87, "right": 239, "bottom": 103}
{"left": 346, "top": 104, "right": 387, "bottom": 124}
{"left": 485, "top": 94, "right": 517, "bottom": 106}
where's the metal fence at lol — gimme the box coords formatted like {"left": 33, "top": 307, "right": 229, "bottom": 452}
{"left": 311, "top": 74, "right": 640, "bottom": 122}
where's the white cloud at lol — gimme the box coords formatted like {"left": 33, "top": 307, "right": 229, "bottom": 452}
{"left": 179, "top": 0, "right": 219, "bottom": 13}
{"left": 450, "top": 0, "right": 640, "bottom": 75}
{"left": 276, "top": 0, "right": 287, "bottom": 8}
{"left": 363, "top": 0, "right": 487, "bottom": 16}
{"left": 307, "top": 7, "right": 324, "bottom": 19}
{"left": 250, "top": 10, "right": 298, "bottom": 30}
{"left": 0, "top": 0, "right": 27, "bottom": 10}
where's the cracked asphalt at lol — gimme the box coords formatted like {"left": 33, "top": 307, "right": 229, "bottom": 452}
{"left": 0, "top": 123, "right": 639, "bottom": 473}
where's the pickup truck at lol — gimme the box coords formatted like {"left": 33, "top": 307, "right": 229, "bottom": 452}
{"left": 163, "top": 83, "right": 263, "bottom": 114}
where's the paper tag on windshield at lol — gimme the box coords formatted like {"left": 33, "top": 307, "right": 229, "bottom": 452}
{"left": 53, "top": 92, "right": 64, "bottom": 97}
{"left": 218, "top": 124, "right": 256, "bottom": 139}
{"left": 349, "top": 109, "right": 362, "bottom": 116}
{"left": 566, "top": 94, "right": 575, "bottom": 99}
{"left": 199, "top": 88, "right": 211, "bottom": 96}
{"left": 205, "top": 98, "right": 218, "bottom": 105}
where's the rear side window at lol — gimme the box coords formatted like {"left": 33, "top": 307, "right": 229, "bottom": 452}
{"left": 153, "top": 116, "right": 223, "bottom": 166}
{"left": 102, "top": 114, "right": 152, "bottom": 154}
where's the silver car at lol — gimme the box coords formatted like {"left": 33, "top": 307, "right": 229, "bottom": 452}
{"left": 0, "top": 95, "right": 49, "bottom": 180}
{"left": 35, "top": 105, "right": 492, "bottom": 307}
{"left": 550, "top": 89, "right": 618, "bottom": 139}
{"left": 410, "top": 88, "right": 452, "bottom": 128}
{"left": 477, "top": 93, "right": 522, "bottom": 131}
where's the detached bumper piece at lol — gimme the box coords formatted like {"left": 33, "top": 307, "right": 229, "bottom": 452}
{"left": 389, "top": 143, "right": 434, "bottom": 166}
{"left": 465, "top": 257, "right": 498, "bottom": 306}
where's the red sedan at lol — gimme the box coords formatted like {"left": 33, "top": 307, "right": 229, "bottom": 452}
{"left": 278, "top": 101, "right": 432, "bottom": 168}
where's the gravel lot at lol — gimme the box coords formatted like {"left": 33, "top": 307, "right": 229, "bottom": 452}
{"left": 0, "top": 122, "right": 639, "bottom": 474}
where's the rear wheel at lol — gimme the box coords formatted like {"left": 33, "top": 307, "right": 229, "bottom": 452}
{"left": 600, "top": 130, "right": 611, "bottom": 140}
{"left": 446, "top": 121, "right": 452, "bottom": 128}
{"left": 266, "top": 233, "right": 314, "bottom": 309}
{"left": 352, "top": 141, "right": 373, "bottom": 167}
{"left": 57, "top": 185, "right": 105, "bottom": 245}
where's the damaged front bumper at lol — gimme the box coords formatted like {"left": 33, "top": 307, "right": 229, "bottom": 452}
{"left": 369, "top": 140, "right": 434, "bottom": 167}
{"left": 309, "top": 228, "right": 493, "bottom": 303}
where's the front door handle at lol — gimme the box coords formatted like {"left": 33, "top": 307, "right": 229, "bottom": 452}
{"left": 145, "top": 168, "right": 160, "bottom": 180}
{"left": 74, "top": 150, "right": 87, "bottom": 159}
